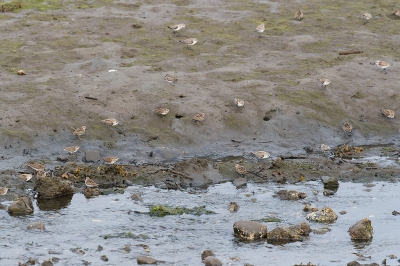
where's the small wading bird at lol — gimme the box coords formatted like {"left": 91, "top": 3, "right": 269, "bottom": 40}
{"left": 394, "top": 9, "right": 400, "bottom": 18}
{"left": 193, "top": 113, "right": 205, "bottom": 126}
{"left": 234, "top": 98, "right": 244, "bottom": 108}
{"left": 343, "top": 121, "right": 352, "bottom": 134}
{"left": 380, "top": 108, "right": 394, "bottom": 119}
{"left": 363, "top": 13, "right": 372, "bottom": 24}
{"left": 72, "top": 126, "right": 86, "bottom": 140}
{"left": 165, "top": 74, "right": 178, "bottom": 84}
{"left": 0, "top": 187, "right": 9, "bottom": 196}
{"left": 320, "top": 144, "right": 331, "bottom": 152}
{"left": 372, "top": 60, "right": 391, "bottom": 73}
{"left": 317, "top": 78, "right": 331, "bottom": 88}
{"left": 252, "top": 151, "right": 270, "bottom": 159}
{"left": 180, "top": 38, "right": 198, "bottom": 49}
{"left": 295, "top": 10, "right": 303, "bottom": 20}
{"left": 168, "top": 23, "right": 185, "bottom": 34}
{"left": 256, "top": 23, "right": 265, "bottom": 37}
{"left": 17, "top": 174, "right": 33, "bottom": 182}
{"left": 85, "top": 177, "right": 99, "bottom": 188}
{"left": 101, "top": 118, "right": 119, "bottom": 126}
{"left": 102, "top": 156, "right": 119, "bottom": 165}
{"left": 63, "top": 146, "right": 80, "bottom": 154}
{"left": 27, "top": 162, "right": 45, "bottom": 172}
{"left": 235, "top": 164, "right": 247, "bottom": 177}
{"left": 153, "top": 108, "right": 170, "bottom": 117}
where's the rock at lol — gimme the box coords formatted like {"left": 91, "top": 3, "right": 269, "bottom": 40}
{"left": 56, "top": 156, "right": 69, "bottom": 163}
{"left": 303, "top": 204, "right": 318, "bottom": 212}
{"left": 137, "top": 255, "right": 157, "bottom": 264}
{"left": 228, "top": 202, "right": 239, "bottom": 212}
{"left": 85, "top": 150, "right": 100, "bottom": 162}
{"left": 347, "top": 262, "right": 379, "bottom": 266}
{"left": 7, "top": 196, "right": 34, "bottom": 214}
{"left": 83, "top": 187, "right": 99, "bottom": 198}
{"left": 306, "top": 207, "right": 338, "bottom": 223}
{"left": 321, "top": 176, "right": 339, "bottom": 188}
{"left": 130, "top": 193, "right": 143, "bottom": 202}
{"left": 34, "top": 177, "right": 73, "bottom": 198}
{"left": 275, "top": 190, "right": 307, "bottom": 200}
{"left": 204, "top": 256, "right": 222, "bottom": 266}
{"left": 97, "top": 245, "right": 103, "bottom": 251}
{"left": 339, "top": 211, "right": 347, "bottom": 215}
{"left": 267, "top": 222, "right": 310, "bottom": 243}
{"left": 27, "top": 222, "right": 45, "bottom": 231}
{"left": 101, "top": 255, "right": 108, "bottom": 261}
{"left": 201, "top": 250, "right": 215, "bottom": 261}
{"left": 323, "top": 189, "right": 335, "bottom": 196}
{"left": 233, "top": 220, "right": 268, "bottom": 240}
{"left": 392, "top": 210, "right": 400, "bottom": 216}
{"left": 348, "top": 218, "right": 373, "bottom": 240}
{"left": 41, "top": 260, "right": 53, "bottom": 266}
{"left": 232, "top": 178, "right": 247, "bottom": 188}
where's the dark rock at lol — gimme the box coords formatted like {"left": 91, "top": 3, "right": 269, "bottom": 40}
{"left": 85, "top": 150, "right": 100, "bottom": 162}
{"left": 130, "top": 193, "right": 143, "bottom": 202}
{"left": 56, "top": 156, "right": 69, "bottom": 163}
{"left": 276, "top": 190, "right": 307, "bottom": 200}
{"left": 8, "top": 196, "right": 34, "bottom": 214}
{"left": 312, "top": 227, "right": 331, "bottom": 234}
{"left": 41, "top": 260, "right": 53, "bottom": 266}
{"left": 289, "top": 222, "right": 311, "bottom": 236}
{"left": 97, "top": 245, "right": 103, "bottom": 251}
{"left": 392, "top": 210, "right": 400, "bottom": 216}
{"left": 83, "top": 187, "right": 99, "bottom": 198}
{"left": 232, "top": 178, "right": 247, "bottom": 188}
{"left": 306, "top": 207, "right": 338, "bottom": 223}
{"left": 303, "top": 146, "right": 313, "bottom": 154}
{"left": 321, "top": 176, "right": 339, "bottom": 188}
{"left": 101, "top": 255, "right": 108, "bottom": 262}
{"left": 204, "top": 256, "right": 222, "bottom": 266}
{"left": 137, "top": 255, "right": 157, "bottom": 264}
{"left": 347, "top": 262, "right": 379, "bottom": 266}
{"left": 233, "top": 220, "right": 268, "bottom": 240}
{"left": 348, "top": 218, "right": 373, "bottom": 240}
{"left": 201, "top": 250, "right": 215, "bottom": 261}
{"left": 267, "top": 222, "right": 310, "bottom": 243}
{"left": 34, "top": 177, "right": 73, "bottom": 198}
{"left": 228, "top": 202, "right": 239, "bottom": 212}
{"left": 27, "top": 222, "right": 45, "bottom": 231}
{"left": 339, "top": 211, "right": 347, "bottom": 215}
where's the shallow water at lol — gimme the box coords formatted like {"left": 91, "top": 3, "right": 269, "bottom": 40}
{"left": 1, "top": 181, "right": 399, "bottom": 265}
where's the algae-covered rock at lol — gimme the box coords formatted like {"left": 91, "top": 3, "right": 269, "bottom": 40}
{"left": 348, "top": 218, "right": 373, "bottom": 240}
{"left": 275, "top": 190, "right": 307, "bottom": 200}
{"left": 267, "top": 222, "right": 310, "bottom": 244}
{"left": 34, "top": 177, "right": 73, "bottom": 198}
{"left": 321, "top": 176, "right": 339, "bottom": 189}
{"left": 7, "top": 196, "right": 34, "bottom": 214}
{"left": 306, "top": 207, "right": 338, "bottom": 223}
{"left": 204, "top": 256, "right": 223, "bottom": 266}
{"left": 233, "top": 220, "right": 268, "bottom": 240}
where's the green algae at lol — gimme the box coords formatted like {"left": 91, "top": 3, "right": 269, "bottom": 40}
{"left": 149, "top": 204, "right": 215, "bottom": 217}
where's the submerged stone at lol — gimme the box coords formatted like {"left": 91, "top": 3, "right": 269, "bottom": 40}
{"left": 267, "top": 222, "right": 310, "bottom": 243}
{"left": 321, "top": 176, "right": 339, "bottom": 189}
{"left": 137, "top": 255, "right": 157, "bottom": 264}
{"left": 233, "top": 220, "right": 268, "bottom": 240}
{"left": 7, "top": 196, "right": 34, "bottom": 214}
{"left": 27, "top": 222, "right": 45, "bottom": 231}
{"left": 201, "top": 250, "right": 215, "bottom": 261}
{"left": 204, "top": 256, "right": 223, "bottom": 266}
{"left": 306, "top": 207, "right": 338, "bottom": 223}
{"left": 275, "top": 190, "right": 307, "bottom": 200}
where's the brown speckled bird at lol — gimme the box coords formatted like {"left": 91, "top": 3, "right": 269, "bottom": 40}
{"left": 193, "top": 113, "right": 205, "bottom": 126}
{"left": 381, "top": 108, "right": 394, "bottom": 119}
{"left": 235, "top": 164, "right": 247, "bottom": 177}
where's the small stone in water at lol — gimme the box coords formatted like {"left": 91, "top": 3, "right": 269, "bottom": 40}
{"left": 101, "top": 255, "right": 108, "bottom": 261}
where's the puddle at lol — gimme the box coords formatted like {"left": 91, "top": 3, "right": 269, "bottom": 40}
{"left": 1, "top": 181, "right": 399, "bottom": 265}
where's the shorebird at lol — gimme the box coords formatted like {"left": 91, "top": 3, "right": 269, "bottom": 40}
{"left": 63, "top": 146, "right": 80, "bottom": 154}
{"left": 0, "top": 187, "right": 9, "bottom": 195}
{"left": 101, "top": 118, "right": 119, "bottom": 126}
{"left": 37, "top": 170, "right": 47, "bottom": 179}
{"left": 295, "top": 10, "right": 304, "bottom": 20}
{"left": 17, "top": 174, "right": 33, "bottom": 182}
{"left": 27, "top": 162, "right": 45, "bottom": 172}
{"left": 343, "top": 121, "right": 352, "bottom": 134}
{"left": 394, "top": 9, "right": 400, "bottom": 18}
{"left": 317, "top": 78, "right": 331, "bottom": 88}
{"left": 252, "top": 151, "right": 271, "bottom": 159}
{"left": 180, "top": 38, "right": 198, "bottom": 49}
{"left": 153, "top": 108, "right": 170, "bottom": 117}
{"left": 380, "top": 108, "right": 395, "bottom": 118}
{"left": 320, "top": 144, "right": 331, "bottom": 152}
{"left": 193, "top": 113, "right": 205, "bottom": 126}
{"left": 85, "top": 177, "right": 98, "bottom": 188}
{"left": 234, "top": 98, "right": 244, "bottom": 108}
{"left": 72, "top": 126, "right": 86, "bottom": 139}
{"left": 102, "top": 156, "right": 119, "bottom": 165}
{"left": 165, "top": 74, "right": 178, "bottom": 84}
{"left": 235, "top": 164, "right": 247, "bottom": 177}
{"left": 17, "top": 70, "right": 26, "bottom": 75}
{"left": 363, "top": 13, "right": 372, "bottom": 24}
{"left": 168, "top": 23, "right": 185, "bottom": 34}
{"left": 256, "top": 23, "right": 265, "bottom": 37}
{"left": 373, "top": 60, "right": 390, "bottom": 73}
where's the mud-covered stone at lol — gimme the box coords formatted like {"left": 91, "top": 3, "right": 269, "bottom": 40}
{"left": 348, "top": 218, "right": 373, "bottom": 240}
{"left": 306, "top": 207, "right": 338, "bottom": 223}
{"left": 7, "top": 196, "right": 34, "bottom": 214}
{"left": 267, "top": 222, "right": 310, "bottom": 243}
{"left": 85, "top": 150, "right": 100, "bottom": 162}
{"left": 232, "top": 178, "right": 247, "bottom": 188}
{"left": 137, "top": 255, "right": 157, "bottom": 264}
{"left": 321, "top": 176, "right": 339, "bottom": 188}
{"left": 233, "top": 220, "right": 267, "bottom": 240}
{"left": 204, "top": 256, "right": 222, "bottom": 266}
{"left": 276, "top": 190, "right": 307, "bottom": 200}
{"left": 27, "top": 222, "right": 45, "bottom": 231}
{"left": 34, "top": 177, "right": 73, "bottom": 198}
{"left": 130, "top": 193, "right": 143, "bottom": 202}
